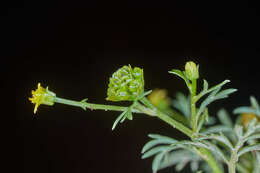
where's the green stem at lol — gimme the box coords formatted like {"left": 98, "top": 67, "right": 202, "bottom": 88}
{"left": 140, "top": 97, "right": 193, "bottom": 137}
{"left": 191, "top": 79, "right": 197, "bottom": 133}
{"left": 228, "top": 163, "right": 236, "bottom": 173}
{"left": 228, "top": 151, "right": 238, "bottom": 173}
{"left": 189, "top": 79, "right": 223, "bottom": 173}
{"left": 55, "top": 96, "right": 223, "bottom": 173}
{"left": 163, "top": 108, "right": 189, "bottom": 126}
{"left": 54, "top": 97, "right": 140, "bottom": 113}
{"left": 197, "top": 148, "right": 223, "bottom": 173}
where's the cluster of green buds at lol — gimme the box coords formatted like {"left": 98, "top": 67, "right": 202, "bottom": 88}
{"left": 106, "top": 65, "right": 144, "bottom": 101}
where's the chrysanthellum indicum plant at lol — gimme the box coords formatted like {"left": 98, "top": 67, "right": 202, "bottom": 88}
{"left": 29, "top": 62, "right": 260, "bottom": 173}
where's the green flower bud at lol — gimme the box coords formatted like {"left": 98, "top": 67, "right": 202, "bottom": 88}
{"left": 185, "top": 61, "right": 199, "bottom": 80}
{"left": 106, "top": 65, "right": 144, "bottom": 101}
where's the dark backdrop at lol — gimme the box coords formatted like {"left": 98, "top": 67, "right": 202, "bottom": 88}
{"left": 3, "top": 1, "right": 260, "bottom": 173}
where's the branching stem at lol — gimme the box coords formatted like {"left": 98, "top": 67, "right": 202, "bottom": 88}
{"left": 55, "top": 95, "right": 223, "bottom": 173}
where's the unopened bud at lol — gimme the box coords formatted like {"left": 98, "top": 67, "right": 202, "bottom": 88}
{"left": 185, "top": 61, "right": 199, "bottom": 80}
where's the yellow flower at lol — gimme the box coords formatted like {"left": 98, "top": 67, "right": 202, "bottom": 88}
{"left": 29, "top": 83, "right": 56, "bottom": 114}
{"left": 241, "top": 113, "right": 259, "bottom": 127}
{"left": 148, "top": 89, "right": 170, "bottom": 109}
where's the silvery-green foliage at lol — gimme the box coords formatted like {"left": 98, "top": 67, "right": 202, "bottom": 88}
{"left": 233, "top": 96, "right": 260, "bottom": 118}
{"left": 198, "top": 115, "right": 260, "bottom": 172}
{"left": 195, "top": 80, "right": 237, "bottom": 130}
{"left": 172, "top": 92, "right": 190, "bottom": 118}
{"left": 141, "top": 134, "right": 216, "bottom": 173}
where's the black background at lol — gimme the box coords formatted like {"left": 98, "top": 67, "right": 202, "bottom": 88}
{"left": 3, "top": 0, "right": 260, "bottom": 173}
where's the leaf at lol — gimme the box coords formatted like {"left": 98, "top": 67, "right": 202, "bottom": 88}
{"left": 195, "top": 82, "right": 236, "bottom": 126}
{"left": 217, "top": 109, "right": 233, "bottom": 127}
{"left": 176, "top": 140, "right": 210, "bottom": 149}
{"left": 250, "top": 96, "right": 260, "bottom": 110}
{"left": 175, "top": 159, "right": 189, "bottom": 171}
{"left": 169, "top": 69, "right": 191, "bottom": 90}
{"left": 142, "top": 138, "right": 177, "bottom": 153}
{"left": 152, "top": 153, "right": 164, "bottom": 173}
{"left": 126, "top": 111, "right": 133, "bottom": 120}
{"left": 195, "top": 79, "right": 230, "bottom": 102}
{"left": 214, "top": 89, "right": 237, "bottom": 100}
{"left": 244, "top": 118, "right": 258, "bottom": 137}
{"left": 139, "top": 90, "right": 153, "bottom": 99}
{"left": 148, "top": 134, "right": 177, "bottom": 140}
{"left": 112, "top": 110, "right": 127, "bottom": 130}
{"left": 197, "top": 108, "right": 208, "bottom": 132}
{"left": 200, "top": 140, "right": 229, "bottom": 163}
{"left": 201, "top": 125, "right": 233, "bottom": 134}
{"left": 142, "top": 146, "right": 171, "bottom": 159}
{"left": 202, "top": 80, "right": 209, "bottom": 93}
{"left": 196, "top": 86, "right": 221, "bottom": 118}
{"left": 234, "top": 125, "right": 244, "bottom": 139}
{"left": 238, "top": 144, "right": 260, "bottom": 157}
{"left": 172, "top": 92, "right": 190, "bottom": 118}
{"left": 245, "top": 133, "right": 260, "bottom": 141}
{"left": 233, "top": 107, "right": 260, "bottom": 118}
{"left": 191, "top": 161, "right": 199, "bottom": 172}
{"left": 199, "top": 133, "right": 233, "bottom": 149}
{"left": 158, "top": 150, "right": 200, "bottom": 170}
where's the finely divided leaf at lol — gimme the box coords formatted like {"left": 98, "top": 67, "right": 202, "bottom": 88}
{"left": 152, "top": 153, "right": 164, "bottom": 173}
{"left": 250, "top": 96, "right": 260, "bottom": 110}
{"left": 112, "top": 110, "right": 127, "bottom": 130}
{"left": 201, "top": 125, "right": 233, "bottom": 134}
{"left": 217, "top": 109, "right": 233, "bottom": 128}
{"left": 238, "top": 144, "right": 260, "bottom": 157}
{"left": 233, "top": 107, "right": 260, "bottom": 118}
{"left": 169, "top": 69, "right": 191, "bottom": 90}
{"left": 172, "top": 92, "right": 190, "bottom": 118}
{"left": 142, "top": 138, "right": 177, "bottom": 153}
{"left": 142, "top": 146, "right": 172, "bottom": 159}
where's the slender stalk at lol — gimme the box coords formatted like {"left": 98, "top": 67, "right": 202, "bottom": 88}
{"left": 163, "top": 107, "right": 189, "bottom": 126}
{"left": 140, "top": 97, "right": 193, "bottom": 137}
{"left": 55, "top": 96, "right": 223, "bottom": 173}
{"left": 54, "top": 97, "right": 139, "bottom": 113}
{"left": 189, "top": 79, "right": 223, "bottom": 173}
{"left": 228, "top": 150, "right": 238, "bottom": 173}
{"left": 191, "top": 79, "right": 197, "bottom": 132}
{"left": 228, "top": 163, "right": 236, "bottom": 173}
{"left": 197, "top": 148, "right": 223, "bottom": 173}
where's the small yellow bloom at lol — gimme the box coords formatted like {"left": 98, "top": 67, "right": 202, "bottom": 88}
{"left": 241, "top": 113, "right": 259, "bottom": 127}
{"left": 29, "top": 83, "right": 56, "bottom": 114}
{"left": 148, "top": 89, "right": 170, "bottom": 109}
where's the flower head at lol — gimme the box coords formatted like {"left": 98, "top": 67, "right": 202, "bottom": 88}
{"left": 185, "top": 61, "right": 199, "bottom": 80}
{"left": 29, "top": 83, "right": 56, "bottom": 114}
{"left": 106, "top": 65, "right": 144, "bottom": 101}
{"left": 148, "top": 89, "right": 170, "bottom": 109}
{"left": 241, "top": 113, "right": 259, "bottom": 127}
